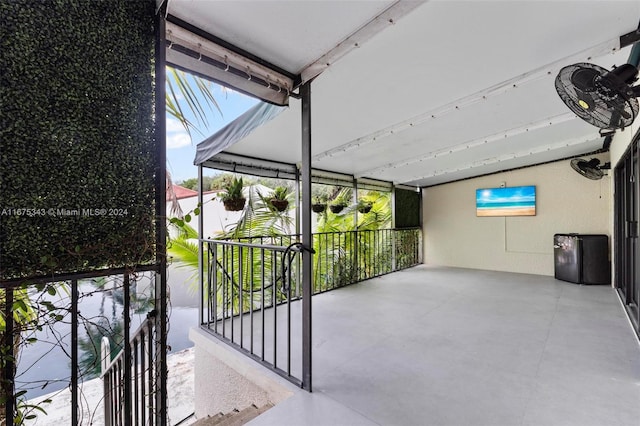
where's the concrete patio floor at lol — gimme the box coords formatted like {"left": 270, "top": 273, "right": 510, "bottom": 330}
{"left": 239, "top": 265, "right": 640, "bottom": 426}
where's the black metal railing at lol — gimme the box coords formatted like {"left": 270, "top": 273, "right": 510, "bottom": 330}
{"left": 0, "top": 266, "right": 162, "bottom": 425}
{"left": 221, "top": 228, "right": 421, "bottom": 294}
{"left": 200, "top": 228, "right": 421, "bottom": 387}
{"left": 101, "top": 310, "right": 157, "bottom": 426}
{"left": 202, "top": 239, "right": 304, "bottom": 386}
{"left": 312, "top": 227, "right": 421, "bottom": 292}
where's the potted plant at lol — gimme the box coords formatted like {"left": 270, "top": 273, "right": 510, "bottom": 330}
{"left": 329, "top": 189, "right": 350, "bottom": 214}
{"left": 312, "top": 196, "right": 327, "bottom": 213}
{"left": 270, "top": 186, "right": 290, "bottom": 212}
{"left": 357, "top": 200, "right": 373, "bottom": 214}
{"left": 218, "top": 177, "right": 246, "bottom": 211}
{"left": 329, "top": 201, "right": 347, "bottom": 214}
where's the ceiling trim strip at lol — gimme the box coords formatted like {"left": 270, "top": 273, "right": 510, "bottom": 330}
{"left": 401, "top": 134, "right": 603, "bottom": 184}
{"left": 313, "top": 37, "right": 621, "bottom": 162}
{"left": 355, "top": 113, "right": 576, "bottom": 177}
{"left": 300, "top": 1, "right": 424, "bottom": 84}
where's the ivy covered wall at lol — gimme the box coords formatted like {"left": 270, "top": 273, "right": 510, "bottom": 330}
{"left": 395, "top": 188, "right": 421, "bottom": 228}
{"left": 0, "top": 0, "right": 157, "bottom": 280}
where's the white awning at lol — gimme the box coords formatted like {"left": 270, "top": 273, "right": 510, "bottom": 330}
{"left": 194, "top": 102, "right": 285, "bottom": 166}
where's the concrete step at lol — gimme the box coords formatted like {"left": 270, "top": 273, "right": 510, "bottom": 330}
{"left": 192, "top": 403, "right": 273, "bottom": 426}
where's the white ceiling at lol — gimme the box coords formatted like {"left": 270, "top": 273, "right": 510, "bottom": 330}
{"left": 167, "top": 0, "right": 640, "bottom": 187}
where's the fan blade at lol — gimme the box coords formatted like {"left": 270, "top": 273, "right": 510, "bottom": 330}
{"left": 573, "top": 87, "right": 596, "bottom": 111}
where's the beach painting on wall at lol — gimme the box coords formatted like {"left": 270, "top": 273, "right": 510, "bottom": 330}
{"left": 476, "top": 186, "right": 536, "bottom": 217}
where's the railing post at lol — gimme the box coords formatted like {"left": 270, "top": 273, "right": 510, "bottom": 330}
{"left": 2, "top": 287, "right": 15, "bottom": 426}
{"left": 71, "top": 280, "right": 78, "bottom": 425}
{"left": 301, "top": 81, "right": 313, "bottom": 391}
{"left": 391, "top": 185, "right": 397, "bottom": 271}
{"left": 123, "top": 274, "right": 132, "bottom": 424}
{"left": 101, "top": 336, "right": 112, "bottom": 426}
{"left": 154, "top": 6, "right": 168, "bottom": 424}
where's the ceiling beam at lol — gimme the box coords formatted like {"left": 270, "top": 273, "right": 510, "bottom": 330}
{"left": 355, "top": 113, "right": 576, "bottom": 177}
{"left": 313, "top": 37, "right": 621, "bottom": 163}
{"left": 300, "top": 1, "right": 424, "bottom": 84}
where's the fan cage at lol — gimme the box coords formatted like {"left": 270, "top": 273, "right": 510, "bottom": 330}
{"left": 555, "top": 63, "right": 639, "bottom": 130}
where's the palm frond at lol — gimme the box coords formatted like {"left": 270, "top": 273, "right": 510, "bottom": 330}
{"left": 166, "top": 67, "right": 223, "bottom": 139}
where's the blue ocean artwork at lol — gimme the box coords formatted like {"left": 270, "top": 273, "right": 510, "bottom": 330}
{"left": 476, "top": 186, "right": 536, "bottom": 216}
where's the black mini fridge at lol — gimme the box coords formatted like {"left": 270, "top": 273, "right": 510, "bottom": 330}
{"left": 553, "top": 234, "right": 610, "bottom": 285}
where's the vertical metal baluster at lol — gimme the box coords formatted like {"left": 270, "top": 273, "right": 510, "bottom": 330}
{"left": 325, "top": 233, "right": 329, "bottom": 291}
{"left": 111, "top": 366, "right": 116, "bottom": 425}
{"left": 71, "top": 280, "right": 78, "bottom": 425}
{"left": 287, "top": 250, "right": 292, "bottom": 376}
{"left": 231, "top": 245, "right": 235, "bottom": 343}
{"left": 206, "top": 243, "right": 211, "bottom": 326}
{"left": 134, "top": 338, "right": 139, "bottom": 425}
{"left": 222, "top": 245, "right": 226, "bottom": 338}
{"left": 239, "top": 246, "right": 244, "bottom": 348}
{"left": 147, "top": 321, "right": 154, "bottom": 426}
{"left": 3, "top": 287, "right": 14, "bottom": 426}
{"left": 271, "top": 251, "right": 275, "bottom": 308}
{"left": 261, "top": 249, "right": 266, "bottom": 361}
{"left": 388, "top": 229, "right": 392, "bottom": 272}
{"left": 273, "top": 249, "right": 278, "bottom": 368}
{"left": 212, "top": 243, "right": 218, "bottom": 333}
{"left": 123, "top": 275, "right": 132, "bottom": 425}
{"left": 140, "top": 330, "right": 146, "bottom": 426}
{"left": 369, "top": 231, "right": 373, "bottom": 279}
{"left": 297, "top": 235, "right": 302, "bottom": 299}
{"left": 372, "top": 230, "right": 376, "bottom": 277}
{"left": 329, "top": 233, "right": 333, "bottom": 289}
{"left": 250, "top": 248, "right": 254, "bottom": 355}
{"left": 115, "top": 361, "right": 121, "bottom": 425}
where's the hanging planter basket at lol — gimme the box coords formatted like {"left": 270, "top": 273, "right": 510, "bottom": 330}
{"left": 358, "top": 204, "right": 372, "bottom": 214}
{"left": 223, "top": 198, "right": 246, "bottom": 211}
{"left": 312, "top": 203, "right": 327, "bottom": 213}
{"left": 329, "top": 204, "right": 345, "bottom": 214}
{"left": 270, "top": 199, "right": 289, "bottom": 212}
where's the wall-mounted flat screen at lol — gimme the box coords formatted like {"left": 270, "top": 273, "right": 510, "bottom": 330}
{"left": 476, "top": 186, "right": 536, "bottom": 217}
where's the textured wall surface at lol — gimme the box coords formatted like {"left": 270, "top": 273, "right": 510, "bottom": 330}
{"left": 423, "top": 154, "right": 612, "bottom": 276}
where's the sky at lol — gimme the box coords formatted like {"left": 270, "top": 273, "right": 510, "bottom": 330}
{"left": 166, "top": 72, "right": 259, "bottom": 183}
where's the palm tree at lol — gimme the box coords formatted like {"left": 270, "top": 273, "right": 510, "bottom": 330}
{"left": 166, "top": 67, "right": 222, "bottom": 139}
{"left": 165, "top": 67, "right": 223, "bottom": 217}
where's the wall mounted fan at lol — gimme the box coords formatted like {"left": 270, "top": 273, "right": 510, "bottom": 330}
{"left": 555, "top": 62, "right": 640, "bottom": 130}
{"left": 570, "top": 158, "right": 611, "bottom": 180}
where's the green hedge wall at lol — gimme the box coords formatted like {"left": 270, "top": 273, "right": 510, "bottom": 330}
{"left": 0, "top": 0, "right": 157, "bottom": 280}
{"left": 395, "top": 188, "right": 421, "bottom": 229}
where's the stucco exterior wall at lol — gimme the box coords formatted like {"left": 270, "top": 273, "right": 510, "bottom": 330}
{"left": 422, "top": 154, "right": 611, "bottom": 276}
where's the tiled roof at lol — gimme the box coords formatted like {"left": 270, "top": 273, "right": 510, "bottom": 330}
{"left": 169, "top": 184, "right": 197, "bottom": 200}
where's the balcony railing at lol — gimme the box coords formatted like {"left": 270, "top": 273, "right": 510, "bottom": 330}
{"left": 0, "top": 267, "right": 161, "bottom": 425}
{"left": 199, "top": 227, "right": 421, "bottom": 387}
{"left": 101, "top": 310, "right": 157, "bottom": 426}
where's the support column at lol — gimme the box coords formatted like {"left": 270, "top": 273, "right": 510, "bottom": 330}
{"left": 300, "top": 82, "right": 313, "bottom": 392}
{"left": 198, "top": 165, "right": 204, "bottom": 326}
{"left": 154, "top": 8, "right": 168, "bottom": 424}
{"left": 391, "top": 184, "right": 397, "bottom": 271}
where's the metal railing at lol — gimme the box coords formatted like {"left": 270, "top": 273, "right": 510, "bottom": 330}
{"left": 101, "top": 311, "right": 157, "bottom": 426}
{"left": 0, "top": 266, "right": 162, "bottom": 425}
{"left": 200, "top": 228, "right": 421, "bottom": 387}
{"left": 312, "top": 227, "right": 421, "bottom": 292}
{"left": 202, "top": 239, "right": 305, "bottom": 386}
